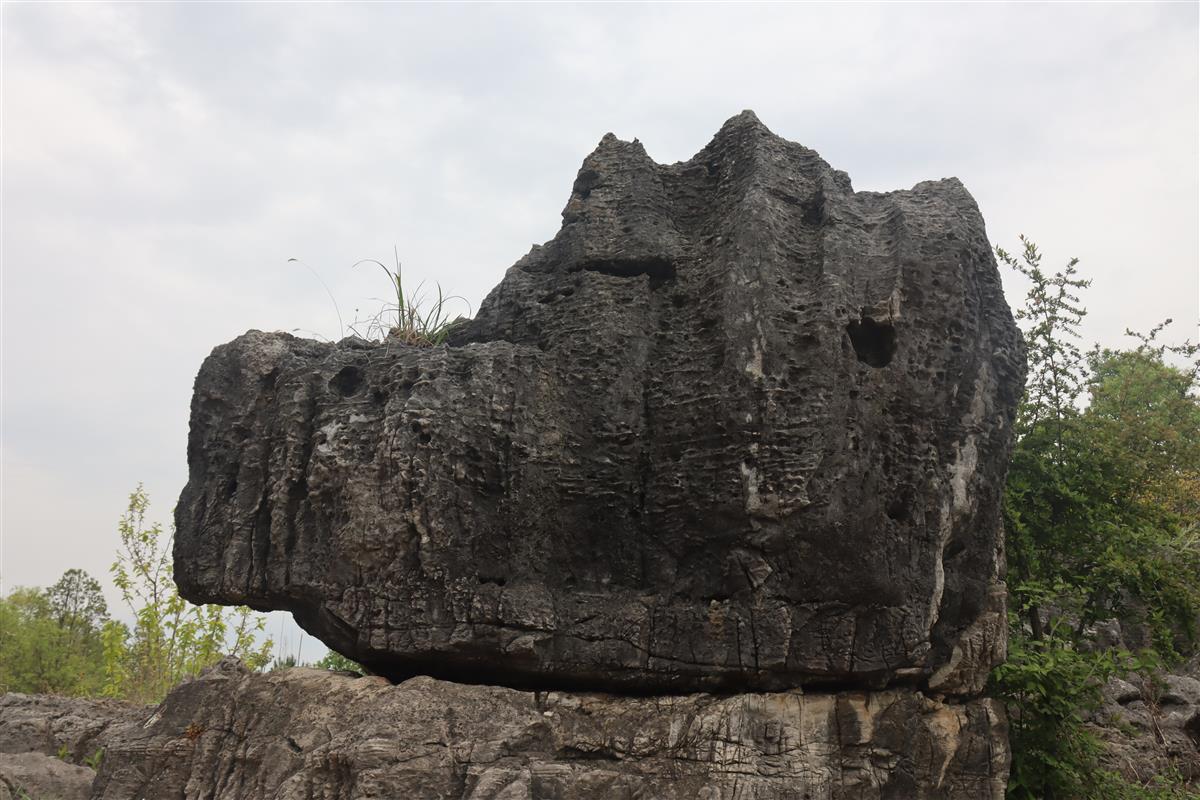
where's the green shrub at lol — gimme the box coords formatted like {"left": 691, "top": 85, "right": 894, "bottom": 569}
{"left": 314, "top": 649, "right": 364, "bottom": 674}
{"left": 994, "top": 237, "right": 1200, "bottom": 798}
{"left": 104, "top": 485, "right": 273, "bottom": 703}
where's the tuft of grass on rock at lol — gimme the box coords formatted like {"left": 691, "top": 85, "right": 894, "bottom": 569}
{"left": 290, "top": 248, "right": 469, "bottom": 345}
{"left": 351, "top": 247, "right": 469, "bottom": 345}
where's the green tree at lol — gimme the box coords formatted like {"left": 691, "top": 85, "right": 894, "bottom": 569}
{"left": 992, "top": 237, "right": 1200, "bottom": 799}
{"left": 270, "top": 653, "right": 301, "bottom": 671}
{"left": 997, "top": 236, "right": 1092, "bottom": 642}
{"left": 314, "top": 649, "right": 364, "bottom": 674}
{"left": 1086, "top": 325, "right": 1200, "bottom": 527}
{"left": 0, "top": 489, "right": 275, "bottom": 703}
{"left": 0, "top": 571, "right": 109, "bottom": 696}
{"left": 46, "top": 569, "right": 108, "bottom": 631}
{"left": 1080, "top": 341, "right": 1200, "bottom": 656}
{"left": 46, "top": 569, "right": 109, "bottom": 660}
{"left": 104, "top": 485, "right": 274, "bottom": 703}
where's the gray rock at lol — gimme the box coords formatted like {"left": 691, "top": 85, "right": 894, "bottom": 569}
{"left": 175, "top": 111, "right": 1024, "bottom": 695}
{"left": 0, "top": 752, "right": 94, "bottom": 800}
{"left": 1093, "top": 664, "right": 1200, "bottom": 787}
{"left": 0, "top": 693, "right": 142, "bottom": 800}
{"left": 90, "top": 659, "right": 1008, "bottom": 800}
{"left": 0, "top": 693, "right": 141, "bottom": 763}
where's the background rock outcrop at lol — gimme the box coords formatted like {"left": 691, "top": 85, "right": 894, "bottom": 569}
{"left": 0, "top": 754, "right": 95, "bottom": 800}
{"left": 0, "top": 693, "right": 141, "bottom": 766}
{"left": 0, "top": 693, "right": 143, "bottom": 800}
{"left": 1092, "top": 658, "right": 1200, "bottom": 786}
{"left": 175, "top": 111, "right": 1024, "bottom": 696}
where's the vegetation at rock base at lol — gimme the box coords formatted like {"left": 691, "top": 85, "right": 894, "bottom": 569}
{"left": 1, "top": 485, "right": 365, "bottom": 704}
{"left": 270, "top": 649, "right": 364, "bottom": 674}
{"left": 313, "top": 649, "right": 365, "bottom": 673}
{"left": 990, "top": 236, "right": 1200, "bottom": 799}
{"left": 0, "top": 570, "right": 109, "bottom": 697}
{"left": 103, "top": 485, "right": 274, "bottom": 703}
{"left": 1, "top": 486, "right": 274, "bottom": 704}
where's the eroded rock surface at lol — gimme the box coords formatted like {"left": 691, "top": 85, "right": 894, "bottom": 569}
{"left": 90, "top": 659, "right": 1007, "bottom": 800}
{"left": 175, "top": 111, "right": 1024, "bottom": 695}
{"left": 0, "top": 692, "right": 141, "bottom": 764}
{"left": 1091, "top": 663, "right": 1200, "bottom": 787}
{"left": 0, "top": 753, "right": 95, "bottom": 800}
{"left": 0, "top": 693, "right": 142, "bottom": 800}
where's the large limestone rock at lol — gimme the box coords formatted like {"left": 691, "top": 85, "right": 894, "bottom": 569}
{"left": 90, "top": 659, "right": 1008, "bottom": 800}
{"left": 175, "top": 111, "right": 1024, "bottom": 695}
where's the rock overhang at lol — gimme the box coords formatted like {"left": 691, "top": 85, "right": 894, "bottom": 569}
{"left": 175, "top": 111, "right": 1026, "bottom": 696}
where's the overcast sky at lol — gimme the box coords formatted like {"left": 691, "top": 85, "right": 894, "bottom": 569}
{"left": 3, "top": 2, "right": 1197, "bottom": 662}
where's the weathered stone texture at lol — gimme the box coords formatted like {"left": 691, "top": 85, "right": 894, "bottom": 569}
{"left": 175, "top": 111, "right": 1024, "bottom": 695}
{"left": 1091, "top": 662, "right": 1200, "bottom": 787}
{"left": 0, "top": 753, "right": 95, "bottom": 800}
{"left": 0, "top": 693, "right": 143, "bottom": 800}
{"left": 0, "top": 692, "right": 141, "bottom": 763}
{"left": 89, "top": 659, "right": 1008, "bottom": 800}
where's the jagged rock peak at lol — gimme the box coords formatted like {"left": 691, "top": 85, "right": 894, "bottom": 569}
{"left": 175, "top": 114, "right": 1025, "bottom": 697}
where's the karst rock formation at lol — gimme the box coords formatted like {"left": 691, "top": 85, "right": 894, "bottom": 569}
{"left": 159, "top": 110, "right": 1024, "bottom": 798}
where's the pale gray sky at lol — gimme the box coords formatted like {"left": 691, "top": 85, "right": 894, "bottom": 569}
{"left": 3, "top": 2, "right": 1197, "bottom": 662}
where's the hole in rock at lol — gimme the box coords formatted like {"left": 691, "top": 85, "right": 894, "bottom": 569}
{"left": 329, "top": 365, "right": 365, "bottom": 397}
{"left": 1158, "top": 691, "right": 1188, "bottom": 707}
{"left": 943, "top": 538, "right": 967, "bottom": 560}
{"left": 579, "top": 257, "right": 676, "bottom": 290}
{"left": 537, "top": 287, "right": 575, "bottom": 305}
{"left": 573, "top": 169, "right": 601, "bottom": 200}
{"left": 259, "top": 368, "right": 280, "bottom": 391}
{"left": 409, "top": 421, "right": 432, "bottom": 445}
{"left": 847, "top": 315, "right": 896, "bottom": 368}
{"left": 802, "top": 194, "right": 825, "bottom": 226}
{"left": 557, "top": 745, "right": 621, "bottom": 762}
{"left": 1185, "top": 712, "right": 1200, "bottom": 746}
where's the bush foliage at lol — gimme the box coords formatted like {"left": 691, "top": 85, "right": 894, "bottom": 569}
{"left": 1, "top": 487, "right": 273, "bottom": 704}
{"left": 991, "top": 237, "right": 1200, "bottom": 799}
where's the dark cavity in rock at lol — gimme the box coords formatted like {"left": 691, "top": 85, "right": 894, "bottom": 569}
{"left": 847, "top": 314, "right": 897, "bottom": 367}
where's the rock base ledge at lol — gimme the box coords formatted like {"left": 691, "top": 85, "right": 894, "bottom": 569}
{"left": 84, "top": 660, "right": 1007, "bottom": 800}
